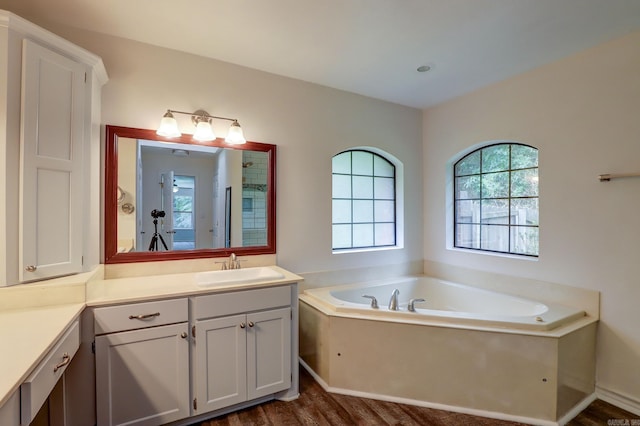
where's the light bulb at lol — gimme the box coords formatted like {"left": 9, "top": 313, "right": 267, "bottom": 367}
{"left": 225, "top": 120, "right": 246, "bottom": 144}
{"left": 156, "top": 111, "right": 181, "bottom": 138}
{"left": 193, "top": 120, "right": 216, "bottom": 142}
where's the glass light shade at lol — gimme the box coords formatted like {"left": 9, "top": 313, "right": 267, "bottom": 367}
{"left": 225, "top": 120, "right": 246, "bottom": 144}
{"left": 193, "top": 120, "right": 216, "bottom": 142}
{"left": 156, "top": 112, "right": 181, "bottom": 138}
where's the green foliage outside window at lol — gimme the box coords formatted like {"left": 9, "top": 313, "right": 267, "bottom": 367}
{"left": 454, "top": 144, "right": 539, "bottom": 256}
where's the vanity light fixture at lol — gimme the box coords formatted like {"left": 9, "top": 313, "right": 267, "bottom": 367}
{"left": 156, "top": 109, "right": 246, "bottom": 144}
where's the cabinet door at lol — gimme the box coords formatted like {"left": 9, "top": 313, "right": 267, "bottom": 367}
{"left": 95, "top": 323, "right": 190, "bottom": 426}
{"left": 194, "top": 314, "right": 247, "bottom": 413}
{"left": 19, "top": 39, "right": 85, "bottom": 282}
{"left": 247, "top": 307, "right": 292, "bottom": 400}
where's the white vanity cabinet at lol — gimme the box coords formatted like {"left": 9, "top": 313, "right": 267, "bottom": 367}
{"left": 94, "top": 299, "right": 191, "bottom": 426}
{"left": 20, "top": 320, "right": 80, "bottom": 425}
{"left": 92, "top": 281, "right": 299, "bottom": 425}
{"left": 191, "top": 285, "right": 293, "bottom": 415}
{"left": 0, "top": 391, "right": 19, "bottom": 426}
{"left": 0, "top": 11, "right": 107, "bottom": 286}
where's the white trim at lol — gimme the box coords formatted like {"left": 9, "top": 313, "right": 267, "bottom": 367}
{"left": 597, "top": 385, "right": 640, "bottom": 417}
{"left": 445, "top": 140, "right": 539, "bottom": 257}
{"left": 0, "top": 10, "right": 108, "bottom": 84}
{"left": 446, "top": 246, "right": 539, "bottom": 261}
{"left": 332, "top": 245, "right": 402, "bottom": 255}
{"left": 331, "top": 146, "right": 405, "bottom": 252}
{"left": 298, "top": 358, "right": 561, "bottom": 426}
{"left": 557, "top": 393, "right": 597, "bottom": 425}
{"left": 275, "top": 393, "right": 300, "bottom": 402}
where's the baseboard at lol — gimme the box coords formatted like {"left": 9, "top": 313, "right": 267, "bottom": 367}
{"left": 276, "top": 393, "right": 300, "bottom": 402}
{"left": 556, "top": 393, "right": 597, "bottom": 425}
{"left": 597, "top": 386, "right": 640, "bottom": 417}
{"left": 299, "top": 359, "right": 560, "bottom": 426}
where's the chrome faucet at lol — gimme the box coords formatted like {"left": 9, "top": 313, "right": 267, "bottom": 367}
{"left": 408, "top": 298, "right": 426, "bottom": 312}
{"left": 388, "top": 288, "right": 400, "bottom": 311}
{"left": 216, "top": 253, "right": 241, "bottom": 270}
{"left": 228, "top": 253, "right": 240, "bottom": 269}
{"left": 362, "top": 295, "right": 379, "bottom": 309}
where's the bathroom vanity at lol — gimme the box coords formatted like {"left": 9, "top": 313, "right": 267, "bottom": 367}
{"left": 85, "top": 266, "right": 301, "bottom": 426}
{"left": 0, "top": 265, "right": 301, "bottom": 426}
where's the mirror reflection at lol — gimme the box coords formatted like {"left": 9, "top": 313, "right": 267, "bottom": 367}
{"left": 105, "top": 126, "right": 276, "bottom": 264}
{"left": 116, "top": 138, "right": 268, "bottom": 252}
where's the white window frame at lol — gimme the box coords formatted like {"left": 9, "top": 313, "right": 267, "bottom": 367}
{"left": 446, "top": 141, "right": 539, "bottom": 258}
{"left": 332, "top": 147, "right": 404, "bottom": 254}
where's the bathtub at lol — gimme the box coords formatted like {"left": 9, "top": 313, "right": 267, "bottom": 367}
{"left": 301, "top": 276, "right": 585, "bottom": 331}
{"left": 299, "top": 275, "right": 598, "bottom": 424}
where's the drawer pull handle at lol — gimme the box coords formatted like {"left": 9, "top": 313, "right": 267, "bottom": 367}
{"left": 240, "top": 322, "right": 246, "bottom": 329}
{"left": 248, "top": 321, "right": 255, "bottom": 328}
{"left": 53, "top": 353, "right": 70, "bottom": 373}
{"left": 181, "top": 332, "right": 188, "bottom": 339}
{"left": 129, "top": 312, "right": 160, "bottom": 320}
{"left": 25, "top": 265, "right": 37, "bottom": 272}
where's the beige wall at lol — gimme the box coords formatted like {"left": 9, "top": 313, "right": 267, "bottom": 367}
{"left": 36, "top": 25, "right": 424, "bottom": 275}
{"left": 116, "top": 137, "right": 136, "bottom": 248}
{"left": 423, "top": 30, "right": 640, "bottom": 408}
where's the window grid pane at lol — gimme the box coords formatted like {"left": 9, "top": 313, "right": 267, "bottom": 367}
{"left": 454, "top": 143, "right": 538, "bottom": 257}
{"left": 332, "top": 150, "right": 396, "bottom": 250}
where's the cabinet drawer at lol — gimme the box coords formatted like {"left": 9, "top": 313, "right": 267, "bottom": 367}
{"left": 94, "top": 298, "right": 188, "bottom": 335}
{"left": 193, "top": 285, "right": 291, "bottom": 320}
{"left": 21, "top": 320, "right": 79, "bottom": 425}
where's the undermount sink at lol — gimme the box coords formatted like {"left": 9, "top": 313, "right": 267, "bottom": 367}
{"left": 194, "top": 266, "right": 285, "bottom": 287}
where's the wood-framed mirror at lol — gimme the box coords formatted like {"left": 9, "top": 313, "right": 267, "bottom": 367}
{"left": 104, "top": 125, "right": 276, "bottom": 264}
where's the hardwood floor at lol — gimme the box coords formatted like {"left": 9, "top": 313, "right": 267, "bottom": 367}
{"left": 197, "top": 367, "right": 637, "bottom": 425}
{"left": 567, "top": 399, "right": 638, "bottom": 426}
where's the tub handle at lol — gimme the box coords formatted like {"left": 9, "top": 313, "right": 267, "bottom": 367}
{"left": 408, "top": 298, "right": 426, "bottom": 312}
{"left": 362, "top": 295, "right": 379, "bottom": 309}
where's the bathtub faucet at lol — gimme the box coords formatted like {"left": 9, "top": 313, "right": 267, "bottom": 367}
{"left": 388, "top": 288, "right": 400, "bottom": 311}
{"left": 408, "top": 298, "right": 426, "bottom": 312}
{"left": 362, "top": 295, "right": 379, "bottom": 309}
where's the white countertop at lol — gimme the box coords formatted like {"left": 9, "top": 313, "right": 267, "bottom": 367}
{"left": 0, "top": 265, "right": 303, "bottom": 408}
{"left": 0, "top": 303, "right": 84, "bottom": 406}
{"left": 86, "top": 266, "right": 303, "bottom": 306}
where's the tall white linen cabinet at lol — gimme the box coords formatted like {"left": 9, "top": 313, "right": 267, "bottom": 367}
{"left": 0, "top": 10, "right": 107, "bottom": 287}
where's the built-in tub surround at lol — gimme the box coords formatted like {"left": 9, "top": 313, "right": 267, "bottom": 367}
{"left": 299, "top": 276, "right": 599, "bottom": 425}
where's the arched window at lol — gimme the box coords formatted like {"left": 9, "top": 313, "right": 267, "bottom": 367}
{"left": 454, "top": 143, "right": 539, "bottom": 256}
{"left": 332, "top": 149, "right": 397, "bottom": 251}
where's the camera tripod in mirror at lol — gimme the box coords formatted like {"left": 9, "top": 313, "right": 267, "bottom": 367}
{"left": 148, "top": 209, "right": 168, "bottom": 251}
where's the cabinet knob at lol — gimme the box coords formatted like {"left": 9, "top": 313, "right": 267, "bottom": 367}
{"left": 240, "top": 323, "right": 246, "bottom": 329}
{"left": 248, "top": 321, "right": 255, "bottom": 328}
{"left": 25, "top": 265, "right": 37, "bottom": 272}
{"left": 181, "top": 332, "right": 188, "bottom": 339}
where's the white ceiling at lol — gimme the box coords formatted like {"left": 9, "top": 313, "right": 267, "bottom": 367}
{"left": 2, "top": 0, "right": 640, "bottom": 109}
